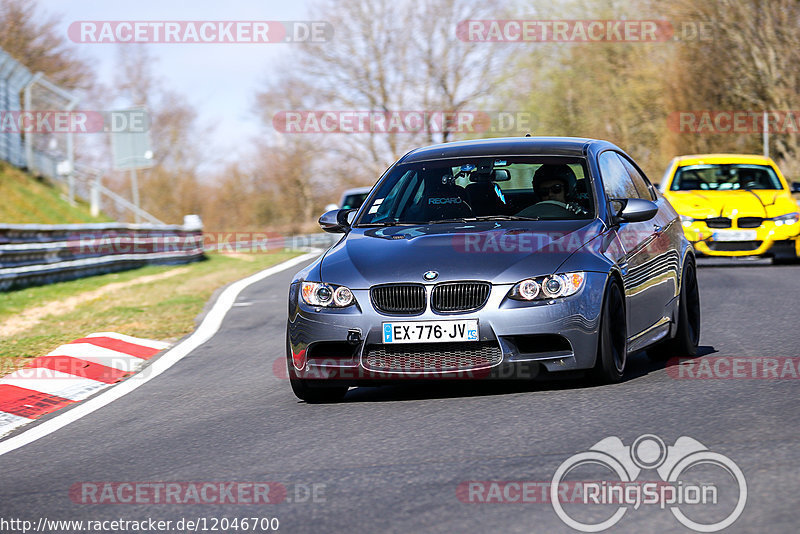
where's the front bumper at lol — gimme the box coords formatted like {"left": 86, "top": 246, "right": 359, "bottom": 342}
{"left": 681, "top": 221, "right": 800, "bottom": 258}
{"left": 287, "top": 272, "right": 608, "bottom": 383}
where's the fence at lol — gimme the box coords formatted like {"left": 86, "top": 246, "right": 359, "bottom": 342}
{"left": 0, "top": 48, "right": 31, "bottom": 168}
{"left": 0, "top": 46, "right": 163, "bottom": 224}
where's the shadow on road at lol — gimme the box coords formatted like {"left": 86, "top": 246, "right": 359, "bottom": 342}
{"left": 697, "top": 257, "right": 782, "bottom": 268}
{"left": 334, "top": 345, "right": 718, "bottom": 403}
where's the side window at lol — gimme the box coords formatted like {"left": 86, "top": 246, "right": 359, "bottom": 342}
{"left": 618, "top": 154, "right": 656, "bottom": 200}
{"left": 598, "top": 151, "right": 639, "bottom": 200}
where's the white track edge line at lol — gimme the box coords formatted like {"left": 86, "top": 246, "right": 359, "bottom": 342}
{"left": 0, "top": 251, "right": 319, "bottom": 457}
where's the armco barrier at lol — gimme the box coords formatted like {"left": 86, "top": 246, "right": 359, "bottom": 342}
{"left": 0, "top": 220, "right": 205, "bottom": 291}
{"left": 0, "top": 224, "right": 343, "bottom": 291}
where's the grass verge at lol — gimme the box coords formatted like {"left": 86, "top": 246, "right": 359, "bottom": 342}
{"left": 0, "top": 162, "right": 113, "bottom": 223}
{"left": 0, "top": 251, "right": 302, "bottom": 372}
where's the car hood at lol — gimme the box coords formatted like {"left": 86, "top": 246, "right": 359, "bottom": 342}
{"left": 665, "top": 190, "right": 798, "bottom": 219}
{"left": 319, "top": 219, "right": 604, "bottom": 288}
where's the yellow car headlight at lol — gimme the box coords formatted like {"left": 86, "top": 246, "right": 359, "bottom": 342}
{"left": 770, "top": 212, "right": 799, "bottom": 226}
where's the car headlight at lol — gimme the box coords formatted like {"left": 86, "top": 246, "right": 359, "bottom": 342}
{"left": 770, "top": 212, "right": 799, "bottom": 226}
{"left": 301, "top": 281, "right": 356, "bottom": 307}
{"left": 509, "top": 272, "right": 585, "bottom": 301}
{"left": 679, "top": 215, "right": 694, "bottom": 227}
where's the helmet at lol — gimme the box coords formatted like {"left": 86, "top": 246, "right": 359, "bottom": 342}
{"left": 533, "top": 164, "right": 578, "bottom": 198}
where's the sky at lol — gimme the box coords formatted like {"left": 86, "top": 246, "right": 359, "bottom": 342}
{"left": 38, "top": 0, "right": 312, "bottom": 173}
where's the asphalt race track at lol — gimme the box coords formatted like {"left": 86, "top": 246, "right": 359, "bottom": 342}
{"left": 0, "top": 257, "right": 798, "bottom": 533}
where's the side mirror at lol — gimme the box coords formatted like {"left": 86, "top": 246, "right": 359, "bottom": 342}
{"left": 318, "top": 209, "right": 354, "bottom": 233}
{"left": 612, "top": 198, "right": 658, "bottom": 224}
{"left": 791, "top": 181, "right": 800, "bottom": 193}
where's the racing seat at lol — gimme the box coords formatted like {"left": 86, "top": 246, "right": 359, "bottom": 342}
{"left": 466, "top": 181, "right": 506, "bottom": 216}
{"left": 678, "top": 177, "right": 701, "bottom": 190}
{"left": 418, "top": 179, "right": 473, "bottom": 221}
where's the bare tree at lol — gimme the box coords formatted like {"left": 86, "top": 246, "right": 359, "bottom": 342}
{"left": 666, "top": 0, "right": 800, "bottom": 175}
{"left": 507, "top": 0, "right": 671, "bottom": 176}
{"left": 108, "top": 46, "right": 206, "bottom": 224}
{"left": 0, "top": 0, "right": 93, "bottom": 89}
{"left": 257, "top": 0, "right": 508, "bottom": 173}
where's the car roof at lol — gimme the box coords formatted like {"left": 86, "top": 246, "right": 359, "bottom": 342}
{"left": 674, "top": 154, "right": 777, "bottom": 166}
{"left": 341, "top": 186, "right": 372, "bottom": 195}
{"left": 399, "top": 136, "right": 614, "bottom": 163}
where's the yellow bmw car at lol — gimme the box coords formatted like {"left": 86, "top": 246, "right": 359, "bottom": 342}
{"left": 661, "top": 154, "right": 800, "bottom": 262}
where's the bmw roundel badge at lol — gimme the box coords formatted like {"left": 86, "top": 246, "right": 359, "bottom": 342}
{"left": 423, "top": 270, "right": 439, "bottom": 281}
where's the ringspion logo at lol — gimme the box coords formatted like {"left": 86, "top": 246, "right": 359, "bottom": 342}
{"left": 550, "top": 434, "right": 746, "bottom": 532}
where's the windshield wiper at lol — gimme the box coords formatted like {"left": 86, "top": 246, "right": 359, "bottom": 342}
{"left": 357, "top": 221, "right": 423, "bottom": 227}
{"left": 465, "top": 215, "right": 540, "bottom": 221}
{"left": 426, "top": 215, "right": 540, "bottom": 224}
{"left": 424, "top": 218, "right": 472, "bottom": 224}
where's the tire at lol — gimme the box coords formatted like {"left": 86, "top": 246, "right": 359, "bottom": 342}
{"left": 286, "top": 330, "right": 349, "bottom": 403}
{"left": 593, "top": 277, "right": 627, "bottom": 383}
{"left": 648, "top": 260, "right": 700, "bottom": 360}
{"left": 772, "top": 256, "right": 800, "bottom": 265}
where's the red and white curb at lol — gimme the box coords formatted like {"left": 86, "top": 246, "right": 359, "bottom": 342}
{"left": 0, "top": 252, "right": 318, "bottom": 458}
{"left": 0, "top": 332, "right": 169, "bottom": 438}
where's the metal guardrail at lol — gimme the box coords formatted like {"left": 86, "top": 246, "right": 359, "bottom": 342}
{"left": 0, "top": 221, "right": 205, "bottom": 291}
{"left": 0, "top": 225, "right": 342, "bottom": 291}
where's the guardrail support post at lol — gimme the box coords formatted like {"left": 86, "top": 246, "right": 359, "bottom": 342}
{"left": 131, "top": 167, "right": 140, "bottom": 224}
{"left": 90, "top": 172, "right": 101, "bottom": 217}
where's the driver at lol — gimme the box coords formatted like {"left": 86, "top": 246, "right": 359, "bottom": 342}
{"left": 538, "top": 177, "right": 568, "bottom": 203}
{"left": 529, "top": 164, "right": 588, "bottom": 216}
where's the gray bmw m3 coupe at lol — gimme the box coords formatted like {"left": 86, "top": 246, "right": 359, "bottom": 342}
{"left": 286, "top": 137, "right": 699, "bottom": 402}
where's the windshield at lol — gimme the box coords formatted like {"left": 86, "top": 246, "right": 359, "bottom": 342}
{"left": 341, "top": 193, "right": 369, "bottom": 210}
{"left": 355, "top": 156, "right": 594, "bottom": 226}
{"left": 671, "top": 164, "right": 783, "bottom": 191}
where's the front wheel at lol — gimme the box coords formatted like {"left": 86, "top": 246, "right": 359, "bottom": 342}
{"left": 593, "top": 277, "right": 627, "bottom": 383}
{"left": 648, "top": 260, "right": 700, "bottom": 360}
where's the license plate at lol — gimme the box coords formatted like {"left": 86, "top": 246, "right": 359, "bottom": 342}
{"left": 382, "top": 320, "right": 479, "bottom": 344}
{"left": 712, "top": 230, "right": 757, "bottom": 242}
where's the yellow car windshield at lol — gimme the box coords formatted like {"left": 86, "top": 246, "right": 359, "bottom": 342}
{"left": 671, "top": 164, "right": 782, "bottom": 191}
